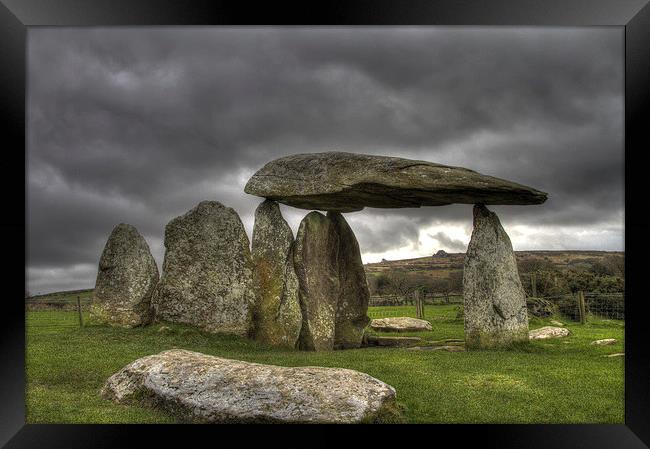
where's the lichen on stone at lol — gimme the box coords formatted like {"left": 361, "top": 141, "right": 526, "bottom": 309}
{"left": 90, "top": 223, "right": 158, "bottom": 328}
{"left": 151, "top": 201, "right": 254, "bottom": 336}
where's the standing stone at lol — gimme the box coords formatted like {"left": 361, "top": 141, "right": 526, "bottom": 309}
{"left": 251, "top": 200, "right": 302, "bottom": 348}
{"left": 152, "top": 201, "right": 254, "bottom": 335}
{"left": 292, "top": 211, "right": 370, "bottom": 351}
{"left": 328, "top": 212, "right": 370, "bottom": 349}
{"left": 463, "top": 204, "right": 529, "bottom": 349}
{"left": 293, "top": 212, "right": 340, "bottom": 351}
{"left": 90, "top": 223, "right": 158, "bottom": 327}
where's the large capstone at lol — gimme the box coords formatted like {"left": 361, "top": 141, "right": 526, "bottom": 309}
{"left": 293, "top": 212, "right": 370, "bottom": 350}
{"left": 102, "top": 349, "right": 396, "bottom": 424}
{"left": 152, "top": 201, "right": 254, "bottom": 335}
{"left": 463, "top": 204, "right": 529, "bottom": 349}
{"left": 293, "top": 211, "right": 340, "bottom": 351}
{"left": 244, "top": 152, "right": 548, "bottom": 212}
{"left": 250, "top": 200, "right": 302, "bottom": 348}
{"left": 329, "top": 212, "right": 371, "bottom": 349}
{"left": 90, "top": 223, "right": 159, "bottom": 327}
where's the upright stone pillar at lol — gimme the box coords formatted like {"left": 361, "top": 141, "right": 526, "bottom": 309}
{"left": 463, "top": 204, "right": 529, "bottom": 349}
{"left": 152, "top": 201, "right": 255, "bottom": 335}
{"left": 90, "top": 223, "right": 158, "bottom": 327}
{"left": 293, "top": 212, "right": 340, "bottom": 351}
{"left": 250, "top": 200, "right": 302, "bottom": 348}
{"left": 328, "top": 212, "right": 371, "bottom": 349}
{"left": 292, "top": 211, "right": 371, "bottom": 351}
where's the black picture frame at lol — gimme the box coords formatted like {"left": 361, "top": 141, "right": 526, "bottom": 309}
{"left": 3, "top": 0, "right": 649, "bottom": 447}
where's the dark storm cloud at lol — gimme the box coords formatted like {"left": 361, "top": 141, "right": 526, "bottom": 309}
{"left": 428, "top": 232, "right": 467, "bottom": 252}
{"left": 27, "top": 27, "right": 623, "bottom": 293}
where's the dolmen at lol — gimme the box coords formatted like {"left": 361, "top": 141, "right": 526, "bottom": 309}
{"left": 91, "top": 151, "right": 547, "bottom": 351}
{"left": 245, "top": 152, "right": 547, "bottom": 350}
{"left": 102, "top": 349, "right": 396, "bottom": 423}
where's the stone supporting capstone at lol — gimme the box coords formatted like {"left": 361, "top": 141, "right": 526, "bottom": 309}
{"left": 293, "top": 211, "right": 370, "bottom": 351}
{"left": 328, "top": 212, "right": 371, "bottom": 349}
{"left": 250, "top": 200, "right": 302, "bottom": 348}
{"left": 463, "top": 204, "right": 529, "bottom": 349}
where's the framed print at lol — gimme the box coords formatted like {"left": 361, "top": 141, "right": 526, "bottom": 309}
{"left": 2, "top": 0, "right": 649, "bottom": 447}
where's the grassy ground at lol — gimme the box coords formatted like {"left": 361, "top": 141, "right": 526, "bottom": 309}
{"left": 26, "top": 306, "right": 624, "bottom": 424}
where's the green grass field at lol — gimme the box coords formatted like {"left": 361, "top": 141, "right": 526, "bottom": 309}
{"left": 26, "top": 306, "right": 624, "bottom": 424}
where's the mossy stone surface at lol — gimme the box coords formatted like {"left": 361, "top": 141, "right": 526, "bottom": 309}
{"left": 102, "top": 349, "right": 397, "bottom": 423}
{"left": 152, "top": 201, "right": 254, "bottom": 336}
{"left": 90, "top": 223, "right": 158, "bottom": 328}
{"left": 463, "top": 205, "right": 529, "bottom": 350}
{"left": 329, "top": 212, "right": 371, "bottom": 349}
{"left": 293, "top": 211, "right": 339, "bottom": 351}
{"left": 244, "top": 152, "right": 548, "bottom": 212}
{"left": 293, "top": 211, "right": 370, "bottom": 351}
{"left": 250, "top": 200, "right": 301, "bottom": 348}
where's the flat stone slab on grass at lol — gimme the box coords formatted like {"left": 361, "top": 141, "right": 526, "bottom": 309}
{"left": 245, "top": 152, "right": 548, "bottom": 212}
{"left": 550, "top": 320, "right": 565, "bottom": 326}
{"left": 365, "top": 335, "right": 424, "bottom": 347}
{"left": 102, "top": 349, "right": 396, "bottom": 424}
{"left": 603, "top": 353, "right": 624, "bottom": 358}
{"left": 529, "top": 326, "right": 571, "bottom": 340}
{"left": 591, "top": 338, "right": 617, "bottom": 345}
{"left": 370, "top": 317, "right": 433, "bottom": 332}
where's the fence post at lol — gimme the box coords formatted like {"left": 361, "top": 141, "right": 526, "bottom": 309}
{"left": 420, "top": 292, "right": 425, "bottom": 319}
{"left": 531, "top": 272, "right": 537, "bottom": 298}
{"left": 414, "top": 290, "right": 422, "bottom": 319}
{"left": 77, "top": 295, "right": 84, "bottom": 327}
{"left": 577, "top": 291, "right": 586, "bottom": 324}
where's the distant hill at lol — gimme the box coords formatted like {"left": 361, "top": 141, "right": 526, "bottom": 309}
{"left": 365, "top": 250, "right": 624, "bottom": 277}
{"left": 27, "top": 250, "right": 623, "bottom": 307}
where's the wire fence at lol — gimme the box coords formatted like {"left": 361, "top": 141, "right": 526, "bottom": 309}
{"left": 27, "top": 289, "right": 623, "bottom": 326}
{"left": 369, "top": 293, "right": 463, "bottom": 307}
{"left": 369, "top": 291, "right": 624, "bottom": 323}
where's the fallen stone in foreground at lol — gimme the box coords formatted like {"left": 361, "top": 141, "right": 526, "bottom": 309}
{"left": 528, "top": 326, "right": 571, "bottom": 340}
{"left": 102, "top": 349, "right": 396, "bottom": 424}
{"left": 90, "top": 223, "right": 159, "bottom": 327}
{"left": 244, "top": 152, "right": 547, "bottom": 212}
{"left": 603, "top": 353, "right": 624, "bottom": 358}
{"left": 365, "top": 335, "right": 424, "bottom": 347}
{"left": 591, "top": 338, "right": 617, "bottom": 346}
{"left": 370, "top": 317, "right": 433, "bottom": 332}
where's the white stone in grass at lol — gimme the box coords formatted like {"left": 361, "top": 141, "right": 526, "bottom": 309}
{"left": 603, "top": 352, "right": 624, "bottom": 358}
{"left": 370, "top": 317, "right": 432, "bottom": 332}
{"left": 528, "top": 326, "right": 571, "bottom": 340}
{"left": 102, "top": 349, "right": 396, "bottom": 423}
{"left": 591, "top": 338, "right": 617, "bottom": 346}
{"left": 550, "top": 320, "right": 564, "bottom": 326}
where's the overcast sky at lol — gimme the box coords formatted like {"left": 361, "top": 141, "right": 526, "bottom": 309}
{"left": 27, "top": 27, "right": 624, "bottom": 295}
